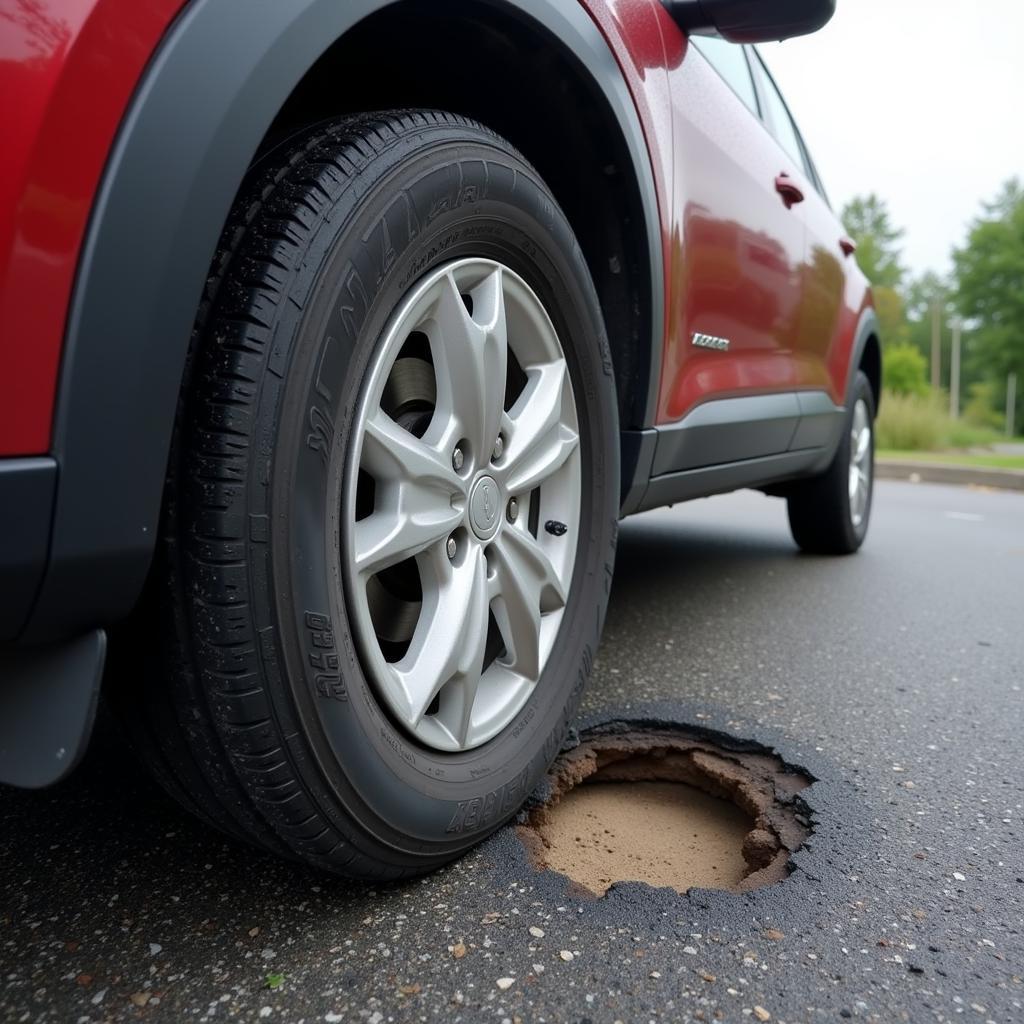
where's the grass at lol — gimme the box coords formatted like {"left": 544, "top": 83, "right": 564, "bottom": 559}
{"left": 875, "top": 389, "right": 1016, "bottom": 452}
{"left": 873, "top": 389, "right": 1024, "bottom": 469}
{"left": 877, "top": 450, "right": 1024, "bottom": 470}
{"left": 875, "top": 391, "right": 946, "bottom": 450}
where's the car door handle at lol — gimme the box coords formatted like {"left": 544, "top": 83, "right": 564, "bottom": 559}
{"left": 839, "top": 237, "right": 857, "bottom": 257}
{"left": 774, "top": 173, "right": 804, "bottom": 209}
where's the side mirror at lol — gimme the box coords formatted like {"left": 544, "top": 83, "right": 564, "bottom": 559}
{"left": 662, "top": 0, "right": 836, "bottom": 43}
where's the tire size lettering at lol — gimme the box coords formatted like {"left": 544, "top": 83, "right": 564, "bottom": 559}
{"left": 305, "top": 612, "right": 347, "bottom": 701}
{"left": 445, "top": 765, "right": 531, "bottom": 834}
{"left": 381, "top": 726, "right": 416, "bottom": 766}
{"left": 306, "top": 404, "right": 334, "bottom": 464}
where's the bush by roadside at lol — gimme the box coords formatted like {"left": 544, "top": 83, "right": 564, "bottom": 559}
{"left": 882, "top": 344, "right": 930, "bottom": 398}
{"left": 875, "top": 389, "right": 1009, "bottom": 451}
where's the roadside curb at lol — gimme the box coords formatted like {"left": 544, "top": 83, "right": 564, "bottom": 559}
{"left": 876, "top": 459, "right": 1024, "bottom": 492}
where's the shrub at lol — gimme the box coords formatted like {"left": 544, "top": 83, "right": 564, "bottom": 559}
{"left": 875, "top": 387, "right": 1005, "bottom": 450}
{"left": 944, "top": 418, "right": 1003, "bottom": 447}
{"left": 962, "top": 380, "right": 1006, "bottom": 431}
{"left": 875, "top": 389, "right": 945, "bottom": 450}
{"left": 882, "top": 343, "right": 929, "bottom": 397}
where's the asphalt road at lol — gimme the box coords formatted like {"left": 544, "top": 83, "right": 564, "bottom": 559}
{"left": 2, "top": 480, "right": 1022, "bottom": 1023}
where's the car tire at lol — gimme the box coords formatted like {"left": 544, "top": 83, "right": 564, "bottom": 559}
{"left": 787, "top": 370, "right": 875, "bottom": 555}
{"left": 113, "top": 111, "right": 619, "bottom": 876}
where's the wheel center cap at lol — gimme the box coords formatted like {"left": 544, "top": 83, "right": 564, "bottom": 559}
{"left": 468, "top": 475, "right": 502, "bottom": 541}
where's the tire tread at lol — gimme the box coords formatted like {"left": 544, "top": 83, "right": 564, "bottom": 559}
{"left": 112, "top": 111, "right": 596, "bottom": 878}
{"left": 787, "top": 370, "right": 875, "bottom": 555}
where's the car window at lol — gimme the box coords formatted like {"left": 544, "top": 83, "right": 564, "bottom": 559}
{"left": 802, "top": 147, "right": 832, "bottom": 208}
{"left": 691, "top": 37, "right": 759, "bottom": 117}
{"left": 751, "top": 54, "right": 810, "bottom": 175}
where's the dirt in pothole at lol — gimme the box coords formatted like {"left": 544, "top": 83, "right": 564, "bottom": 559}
{"left": 517, "top": 728, "right": 813, "bottom": 896}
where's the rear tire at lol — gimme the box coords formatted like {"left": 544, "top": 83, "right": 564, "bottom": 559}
{"left": 787, "top": 371, "right": 875, "bottom": 555}
{"left": 114, "top": 111, "right": 619, "bottom": 876}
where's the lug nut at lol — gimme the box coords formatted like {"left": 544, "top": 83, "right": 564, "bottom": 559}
{"left": 506, "top": 497, "right": 519, "bottom": 523}
{"left": 492, "top": 434, "right": 505, "bottom": 461}
{"left": 452, "top": 446, "right": 465, "bottom": 472}
{"left": 446, "top": 535, "right": 458, "bottom": 560}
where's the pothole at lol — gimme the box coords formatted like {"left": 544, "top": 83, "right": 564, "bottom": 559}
{"left": 516, "top": 728, "right": 813, "bottom": 897}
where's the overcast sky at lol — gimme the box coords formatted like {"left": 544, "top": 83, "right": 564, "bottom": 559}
{"left": 759, "top": 0, "right": 1024, "bottom": 281}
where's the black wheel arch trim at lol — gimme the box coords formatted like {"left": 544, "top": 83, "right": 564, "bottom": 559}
{"left": 23, "top": 0, "right": 663, "bottom": 642}
{"left": 0, "top": 458, "right": 56, "bottom": 642}
{"left": 848, "top": 306, "right": 881, "bottom": 410}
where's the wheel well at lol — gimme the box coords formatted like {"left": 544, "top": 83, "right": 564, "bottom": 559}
{"left": 260, "top": 0, "right": 654, "bottom": 431}
{"left": 860, "top": 333, "right": 882, "bottom": 412}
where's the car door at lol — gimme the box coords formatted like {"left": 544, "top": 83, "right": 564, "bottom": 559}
{"left": 748, "top": 50, "right": 846, "bottom": 401}
{"left": 660, "top": 35, "right": 807, "bottom": 438}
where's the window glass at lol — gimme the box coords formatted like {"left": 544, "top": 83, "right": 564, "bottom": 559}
{"left": 691, "top": 37, "right": 759, "bottom": 117}
{"left": 754, "top": 57, "right": 809, "bottom": 174}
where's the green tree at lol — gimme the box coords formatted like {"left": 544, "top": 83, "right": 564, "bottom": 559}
{"left": 952, "top": 177, "right": 1024, "bottom": 409}
{"left": 904, "top": 271, "right": 951, "bottom": 327}
{"left": 903, "top": 271, "right": 952, "bottom": 385}
{"left": 841, "top": 194, "right": 906, "bottom": 289}
{"left": 882, "top": 343, "right": 929, "bottom": 397}
{"left": 873, "top": 286, "right": 911, "bottom": 347}
{"left": 963, "top": 380, "right": 1005, "bottom": 430}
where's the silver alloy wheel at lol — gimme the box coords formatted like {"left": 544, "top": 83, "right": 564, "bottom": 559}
{"left": 343, "top": 259, "right": 582, "bottom": 752}
{"left": 848, "top": 397, "right": 872, "bottom": 528}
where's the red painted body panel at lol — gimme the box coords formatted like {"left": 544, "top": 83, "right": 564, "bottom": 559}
{"left": 0, "top": 0, "right": 183, "bottom": 456}
{"left": 0, "top": 0, "right": 869, "bottom": 458}
{"left": 653, "top": 12, "right": 871, "bottom": 420}
{"left": 572, "top": 2, "right": 870, "bottom": 423}
{"left": 575, "top": 0, "right": 674, "bottom": 406}
{"left": 661, "top": 38, "right": 809, "bottom": 419}
{"left": 800, "top": 172, "right": 869, "bottom": 407}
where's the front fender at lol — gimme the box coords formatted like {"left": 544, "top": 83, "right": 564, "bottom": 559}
{"left": 24, "top": 0, "right": 662, "bottom": 641}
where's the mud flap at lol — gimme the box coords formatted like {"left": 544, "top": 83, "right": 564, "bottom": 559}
{"left": 0, "top": 630, "right": 105, "bottom": 787}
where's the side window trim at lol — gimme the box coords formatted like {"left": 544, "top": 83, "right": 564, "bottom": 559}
{"left": 738, "top": 45, "right": 763, "bottom": 119}
{"left": 801, "top": 144, "right": 832, "bottom": 209}
{"left": 747, "top": 47, "right": 773, "bottom": 129}
{"left": 748, "top": 48, "right": 812, "bottom": 179}
{"left": 690, "top": 37, "right": 762, "bottom": 119}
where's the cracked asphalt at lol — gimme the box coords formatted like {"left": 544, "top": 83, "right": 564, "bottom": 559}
{"left": 2, "top": 480, "right": 1022, "bottom": 1023}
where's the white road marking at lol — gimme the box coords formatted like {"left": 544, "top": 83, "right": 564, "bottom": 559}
{"left": 944, "top": 511, "right": 984, "bottom": 521}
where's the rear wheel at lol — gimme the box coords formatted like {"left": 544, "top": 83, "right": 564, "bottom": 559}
{"left": 116, "top": 111, "right": 619, "bottom": 876}
{"left": 787, "top": 370, "right": 875, "bottom": 555}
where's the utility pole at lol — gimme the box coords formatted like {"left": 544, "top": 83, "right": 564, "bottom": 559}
{"left": 1008, "top": 372, "right": 1018, "bottom": 438}
{"left": 949, "top": 317, "right": 962, "bottom": 419}
{"left": 930, "top": 299, "right": 941, "bottom": 391}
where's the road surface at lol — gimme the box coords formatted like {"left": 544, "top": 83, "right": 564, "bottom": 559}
{"left": 2, "top": 480, "right": 1022, "bottom": 1023}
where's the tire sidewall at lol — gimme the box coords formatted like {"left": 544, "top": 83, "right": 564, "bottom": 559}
{"left": 843, "top": 371, "right": 875, "bottom": 547}
{"left": 262, "top": 128, "right": 618, "bottom": 854}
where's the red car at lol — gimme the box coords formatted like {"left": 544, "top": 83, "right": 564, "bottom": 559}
{"left": 0, "top": 0, "right": 877, "bottom": 875}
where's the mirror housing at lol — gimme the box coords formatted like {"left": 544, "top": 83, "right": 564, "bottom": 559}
{"left": 662, "top": 0, "right": 836, "bottom": 43}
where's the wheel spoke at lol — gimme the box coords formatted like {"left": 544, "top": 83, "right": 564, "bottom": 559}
{"left": 353, "top": 504, "right": 462, "bottom": 577}
{"left": 354, "top": 411, "right": 464, "bottom": 576}
{"left": 442, "top": 664, "right": 484, "bottom": 750}
{"left": 490, "top": 526, "right": 566, "bottom": 681}
{"left": 501, "top": 362, "right": 579, "bottom": 495}
{"left": 847, "top": 399, "right": 872, "bottom": 527}
{"left": 362, "top": 410, "right": 463, "bottom": 490}
{"left": 853, "top": 475, "right": 867, "bottom": 519}
{"left": 854, "top": 425, "right": 871, "bottom": 464}
{"left": 391, "top": 545, "right": 489, "bottom": 728}
{"left": 429, "top": 269, "right": 508, "bottom": 463}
